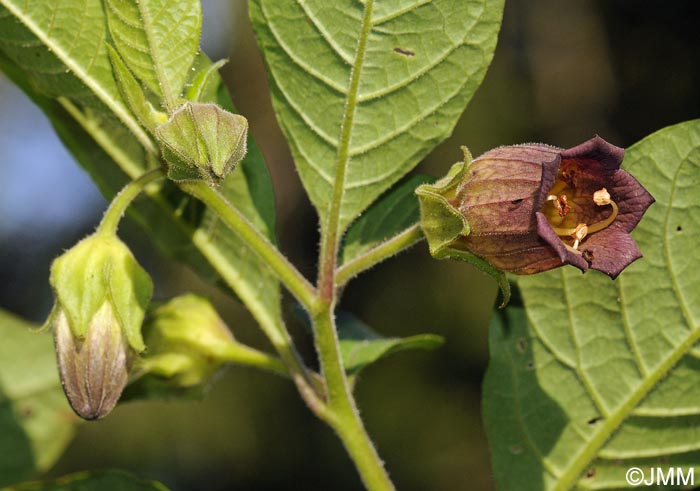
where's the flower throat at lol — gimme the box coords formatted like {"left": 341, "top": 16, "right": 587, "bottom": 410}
{"left": 541, "top": 162, "right": 619, "bottom": 252}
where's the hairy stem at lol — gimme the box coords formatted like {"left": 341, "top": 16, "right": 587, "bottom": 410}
{"left": 309, "top": 0, "right": 395, "bottom": 488}
{"left": 335, "top": 224, "right": 424, "bottom": 287}
{"left": 96, "top": 167, "right": 165, "bottom": 236}
{"left": 313, "top": 308, "right": 395, "bottom": 491}
{"left": 179, "top": 181, "right": 318, "bottom": 313}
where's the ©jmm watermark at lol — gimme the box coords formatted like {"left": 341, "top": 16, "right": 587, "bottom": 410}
{"left": 625, "top": 467, "right": 694, "bottom": 487}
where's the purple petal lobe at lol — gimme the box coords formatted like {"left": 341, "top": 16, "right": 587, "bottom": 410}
{"left": 561, "top": 135, "right": 624, "bottom": 173}
{"left": 579, "top": 228, "right": 643, "bottom": 278}
{"left": 536, "top": 212, "right": 589, "bottom": 272}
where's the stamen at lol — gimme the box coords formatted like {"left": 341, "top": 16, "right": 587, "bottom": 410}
{"left": 545, "top": 194, "right": 569, "bottom": 217}
{"left": 550, "top": 193, "right": 619, "bottom": 237}
{"left": 593, "top": 188, "right": 611, "bottom": 206}
{"left": 587, "top": 194, "right": 618, "bottom": 234}
{"left": 571, "top": 223, "right": 588, "bottom": 250}
{"left": 559, "top": 194, "right": 570, "bottom": 216}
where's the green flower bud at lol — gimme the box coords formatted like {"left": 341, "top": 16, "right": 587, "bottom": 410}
{"left": 135, "top": 295, "right": 236, "bottom": 388}
{"left": 49, "top": 234, "right": 153, "bottom": 419}
{"left": 155, "top": 102, "right": 248, "bottom": 185}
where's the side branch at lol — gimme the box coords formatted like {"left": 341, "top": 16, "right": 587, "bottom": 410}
{"left": 179, "top": 181, "right": 319, "bottom": 314}
{"left": 335, "top": 224, "right": 424, "bottom": 287}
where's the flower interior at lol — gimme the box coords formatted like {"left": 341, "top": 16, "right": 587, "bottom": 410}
{"left": 540, "top": 161, "right": 619, "bottom": 254}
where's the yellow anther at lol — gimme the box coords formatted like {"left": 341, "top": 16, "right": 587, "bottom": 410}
{"left": 593, "top": 188, "right": 611, "bottom": 206}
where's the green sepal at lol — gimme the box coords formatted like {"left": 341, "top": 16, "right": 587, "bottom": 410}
{"left": 155, "top": 102, "right": 248, "bottom": 184}
{"left": 106, "top": 240, "right": 153, "bottom": 352}
{"left": 106, "top": 45, "right": 164, "bottom": 134}
{"left": 49, "top": 234, "right": 152, "bottom": 352}
{"left": 416, "top": 147, "right": 510, "bottom": 307}
{"left": 137, "top": 294, "right": 236, "bottom": 387}
{"left": 415, "top": 151, "right": 472, "bottom": 256}
{"left": 50, "top": 235, "right": 113, "bottom": 339}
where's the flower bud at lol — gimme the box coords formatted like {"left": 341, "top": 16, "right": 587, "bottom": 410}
{"left": 134, "top": 295, "right": 236, "bottom": 388}
{"left": 49, "top": 234, "right": 153, "bottom": 419}
{"left": 417, "top": 136, "right": 654, "bottom": 281}
{"left": 155, "top": 102, "right": 248, "bottom": 185}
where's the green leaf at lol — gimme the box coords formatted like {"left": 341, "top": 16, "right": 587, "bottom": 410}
{"left": 0, "top": 310, "right": 77, "bottom": 486}
{"left": 107, "top": 45, "right": 162, "bottom": 134}
{"left": 341, "top": 174, "right": 429, "bottom": 264}
{"left": 2, "top": 470, "right": 171, "bottom": 491}
{"left": 250, "top": 0, "right": 504, "bottom": 231}
{"left": 186, "top": 59, "right": 227, "bottom": 103}
{"left": 336, "top": 312, "right": 443, "bottom": 377}
{"left": 105, "top": 0, "right": 202, "bottom": 107}
{"left": 483, "top": 120, "right": 700, "bottom": 491}
{"left": 0, "top": 0, "right": 155, "bottom": 153}
{"left": 0, "top": 6, "right": 284, "bottom": 337}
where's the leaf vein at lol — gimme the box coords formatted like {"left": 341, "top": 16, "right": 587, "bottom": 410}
{"left": 295, "top": 0, "right": 354, "bottom": 65}
{"left": 0, "top": 0, "right": 156, "bottom": 153}
{"left": 261, "top": 2, "right": 347, "bottom": 95}
{"left": 371, "top": 0, "right": 433, "bottom": 26}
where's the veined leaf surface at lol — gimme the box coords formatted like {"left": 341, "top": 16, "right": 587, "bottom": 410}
{"left": 250, "top": 0, "right": 504, "bottom": 231}
{"left": 484, "top": 120, "right": 700, "bottom": 491}
{"left": 105, "top": 0, "right": 202, "bottom": 106}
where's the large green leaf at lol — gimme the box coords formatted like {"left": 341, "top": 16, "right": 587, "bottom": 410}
{"left": 105, "top": 0, "right": 201, "bottom": 106}
{"left": 0, "top": 310, "right": 77, "bottom": 487}
{"left": 0, "top": 0, "right": 154, "bottom": 152}
{"left": 250, "top": 0, "right": 504, "bottom": 231}
{"left": 2, "top": 470, "right": 171, "bottom": 491}
{"left": 0, "top": 3, "right": 283, "bottom": 333}
{"left": 483, "top": 120, "right": 700, "bottom": 491}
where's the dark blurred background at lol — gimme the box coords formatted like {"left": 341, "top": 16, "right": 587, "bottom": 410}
{"left": 1, "top": 1, "right": 699, "bottom": 490}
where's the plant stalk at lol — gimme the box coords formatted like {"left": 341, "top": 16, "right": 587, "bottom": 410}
{"left": 313, "top": 307, "right": 395, "bottom": 491}
{"left": 97, "top": 167, "right": 165, "bottom": 236}
{"left": 310, "top": 0, "right": 395, "bottom": 487}
{"left": 179, "top": 181, "right": 318, "bottom": 314}
{"left": 335, "top": 224, "right": 424, "bottom": 287}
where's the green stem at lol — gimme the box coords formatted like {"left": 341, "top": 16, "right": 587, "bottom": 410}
{"left": 335, "top": 224, "right": 424, "bottom": 287}
{"left": 313, "top": 308, "right": 395, "bottom": 491}
{"left": 309, "top": 0, "right": 394, "bottom": 488}
{"left": 96, "top": 167, "right": 165, "bottom": 236}
{"left": 220, "top": 343, "right": 288, "bottom": 377}
{"left": 179, "top": 181, "right": 318, "bottom": 314}
{"left": 180, "top": 181, "right": 330, "bottom": 417}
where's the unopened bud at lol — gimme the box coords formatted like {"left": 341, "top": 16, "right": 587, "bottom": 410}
{"left": 156, "top": 102, "right": 248, "bottom": 185}
{"left": 48, "top": 234, "right": 153, "bottom": 419}
{"left": 135, "top": 295, "right": 236, "bottom": 387}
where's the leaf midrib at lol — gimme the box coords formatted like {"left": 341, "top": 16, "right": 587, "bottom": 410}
{"left": 322, "top": 0, "right": 373, "bottom": 242}
{"left": 137, "top": 0, "right": 175, "bottom": 107}
{"left": 0, "top": 0, "right": 156, "bottom": 154}
{"left": 553, "top": 150, "right": 700, "bottom": 491}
